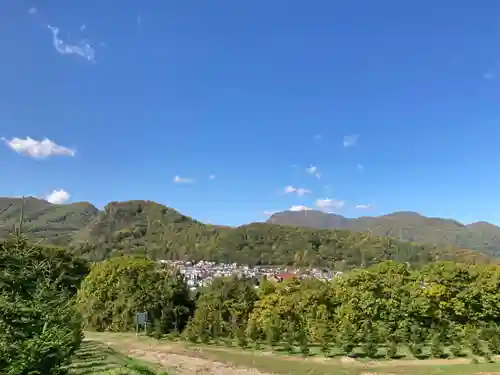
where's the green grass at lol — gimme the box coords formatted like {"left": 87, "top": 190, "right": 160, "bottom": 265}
{"left": 68, "top": 340, "right": 169, "bottom": 375}
{"left": 86, "top": 332, "right": 500, "bottom": 375}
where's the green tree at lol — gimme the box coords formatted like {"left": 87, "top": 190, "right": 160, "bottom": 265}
{"left": 361, "top": 322, "right": 379, "bottom": 358}
{"left": 263, "top": 315, "right": 281, "bottom": 348}
{"left": 337, "top": 319, "right": 357, "bottom": 356}
{"left": 245, "top": 317, "right": 263, "bottom": 349}
{"left": 77, "top": 256, "right": 193, "bottom": 333}
{"left": 308, "top": 304, "right": 335, "bottom": 355}
{"left": 184, "top": 275, "right": 258, "bottom": 342}
{"left": 466, "top": 326, "right": 483, "bottom": 357}
{"left": 430, "top": 329, "right": 445, "bottom": 358}
{"left": 0, "top": 233, "right": 83, "bottom": 375}
{"left": 449, "top": 323, "right": 466, "bottom": 357}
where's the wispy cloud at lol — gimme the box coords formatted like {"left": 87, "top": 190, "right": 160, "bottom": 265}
{"left": 289, "top": 205, "right": 312, "bottom": 212}
{"left": 209, "top": 174, "right": 216, "bottom": 180}
{"left": 46, "top": 189, "right": 70, "bottom": 204}
{"left": 315, "top": 198, "right": 345, "bottom": 212}
{"left": 173, "top": 175, "right": 194, "bottom": 184}
{"left": 357, "top": 163, "right": 364, "bottom": 171}
{"left": 2, "top": 136, "right": 76, "bottom": 159}
{"left": 306, "top": 165, "right": 317, "bottom": 174}
{"left": 137, "top": 14, "right": 142, "bottom": 27}
{"left": 343, "top": 134, "right": 359, "bottom": 147}
{"left": 356, "top": 204, "right": 373, "bottom": 210}
{"left": 306, "top": 165, "right": 321, "bottom": 179}
{"left": 313, "top": 134, "right": 322, "bottom": 140}
{"left": 284, "top": 185, "right": 311, "bottom": 196}
{"left": 484, "top": 71, "right": 496, "bottom": 80}
{"left": 28, "top": 7, "right": 37, "bottom": 15}
{"left": 80, "top": 24, "right": 87, "bottom": 32}
{"left": 48, "top": 25, "right": 96, "bottom": 62}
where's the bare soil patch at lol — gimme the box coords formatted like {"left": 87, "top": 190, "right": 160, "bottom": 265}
{"left": 128, "top": 348, "right": 272, "bottom": 375}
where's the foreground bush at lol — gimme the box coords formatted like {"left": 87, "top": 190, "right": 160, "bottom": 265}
{"left": 77, "top": 256, "right": 194, "bottom": 333}
{"left": 0, "top": 234, "right": 84, "bottom": 375}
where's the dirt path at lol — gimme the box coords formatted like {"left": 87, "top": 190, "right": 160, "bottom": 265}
{"left": 86, "top": 332, "right": 500, "bottom": 375}
{"left": 127, "top": 347, "right": 274, "bottom": 375}
{"left": 95, "top": 337, "right": 275, "bottom": 375}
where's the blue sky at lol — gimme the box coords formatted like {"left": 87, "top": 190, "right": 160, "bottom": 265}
{"left": 2, "top": 0, "right": 500, "bottom": 226}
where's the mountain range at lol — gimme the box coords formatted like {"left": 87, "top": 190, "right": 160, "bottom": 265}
{"left": 267, "top": 209, "right": 500, "bottom": 257}
{"left": 0, "top": 197, "right": 497, "bottom": 268}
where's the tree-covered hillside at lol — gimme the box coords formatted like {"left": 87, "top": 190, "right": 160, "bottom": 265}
{"left": 0, "top": 197, "right": 98, "bottom": 246}
{"left": 268, "top": 210, "right": 500, "bottom": 257}
{"left": 0, "top": 197, "right": 495, "bottom": 268}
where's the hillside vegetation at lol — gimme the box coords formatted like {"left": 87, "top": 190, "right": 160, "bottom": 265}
{"left": 78, "top": 257, "right": 500, "bottom": 366}
{"left": 0, "top": 197, "right": 495, "bottom": 268}
{"left": 268, "top": 210, "right": 500, "bottom": 257}
{"left": 0, "top": 197, "right": 98, "bottom": 246}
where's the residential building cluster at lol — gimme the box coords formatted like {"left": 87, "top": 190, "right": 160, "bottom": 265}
{"left": 157, "top": 260, "right": 342, "bottom": 289}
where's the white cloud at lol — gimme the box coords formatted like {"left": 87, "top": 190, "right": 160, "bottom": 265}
{"left": 357, "top": 163, "right": 364, "bottom": 171}
{"left": 209, "top": 174, "right": 216, "bottom": 180}
{"left": 306, "top": 165, "right": 321, "bottom": 179}
{"left": 306, "top": 165, "right": 317, "bottom": 174}
{"left": 28, "top": 7, "right": 37, "bottom": 15}
{"left": 484, "top": 71, "right": 495, "bottom": 80}
{"left": 356, "top": 204, "right": 373, "bottom": 210}
{"left": 48, "top": 25, "right": 96, "bottom": 62}
{"left": 80, "top": 24, "right": 87, "bottom": 32}
{"left": 2, "top": 136, "right": 76, "bottom": 159}
{"left": 315, "top": 198, "right": 345, "bottom": 212}
{"left": 343, "top": 134, "right": 359, "bottom": 147}
{"left": 284, "top": 186, "right": 311, "bottom": 196}
{"left": 296, "top": 188, "right": 310, "bottom": 196}
{"left": 46, "top": 189, "right": 70, "bottom": 204}
{"left": 173, "top": 175, "right": 194, "bottom": 184}
{"left": 289, "top": 205, "right": 312, "bottom": 212}
{"left": 263, "top": 210, "right": 276, "bottom": 217}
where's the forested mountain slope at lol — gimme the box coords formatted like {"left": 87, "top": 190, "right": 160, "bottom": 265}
{"left": 268, "top": 210, "right": 500, "bottom": 257}
{"left": 0, "top": 197, "right": 98, "bottom": 245}
{"left": 0, "top": 197, "right": 495, "bottom": 268}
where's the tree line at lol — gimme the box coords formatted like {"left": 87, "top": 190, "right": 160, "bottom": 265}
{"left": 3, "top": 232, "right": 500, "bottom": 374}
{"left": 61, "top": 199, "right": 492, "bottom": 266}
{"left": 78, "top": 255, "right": 500, "bottom": 361}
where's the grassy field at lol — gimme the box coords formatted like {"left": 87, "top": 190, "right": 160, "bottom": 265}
{"left": 85, "top": 331, "right": 500, "bottom": 375}
{"left": 68, "top": 340, "right": 169, "bottom": 375}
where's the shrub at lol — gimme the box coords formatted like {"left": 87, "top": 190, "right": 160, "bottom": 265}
{"left": 0, "top": 234, "right": 83, "bottom": 375}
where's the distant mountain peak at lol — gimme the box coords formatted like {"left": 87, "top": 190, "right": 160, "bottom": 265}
{"left": 267, "top": 209, "right": 500, "bottom": 257}
{"left": 385, "top": 211, "right": 423, "bottom": 217}
{"left": 467, "top": 221, "right": 500, "bottom": 230}
{"left": 268, "top": 209, "right": 349, "bottom": 230}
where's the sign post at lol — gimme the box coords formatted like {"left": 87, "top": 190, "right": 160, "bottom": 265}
{"left": 134, "top": 312, "right": 148, "bottom": 336}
